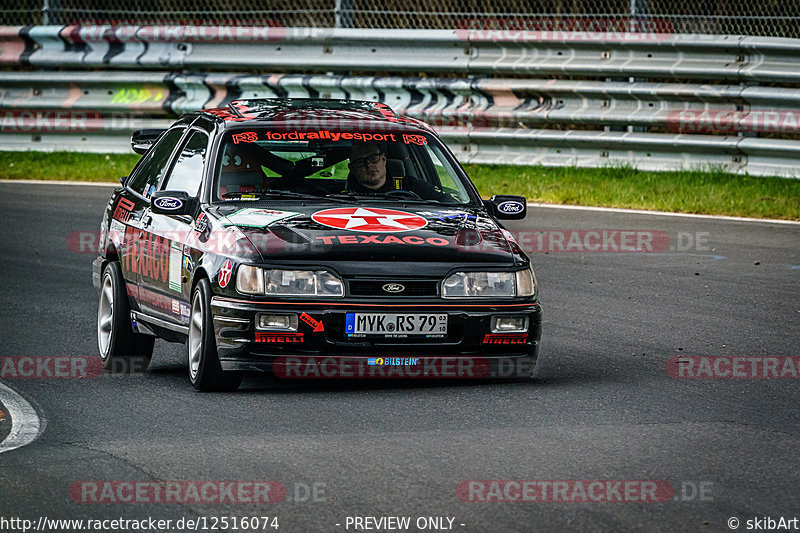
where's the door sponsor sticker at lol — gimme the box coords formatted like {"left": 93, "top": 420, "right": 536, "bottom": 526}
{"left": 113, "top": 197, "right": 135, "bottom": 222}
{"left": 168, "top": 241, "right": 182, "bottom": 292}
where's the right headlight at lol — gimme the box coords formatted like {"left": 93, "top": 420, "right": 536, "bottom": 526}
{"left": 441, "top": 268, "right": 537, "bottom": 299}
{"left": 515, "top": 268, "right": 537, "bottom": 298}
{"left": 236, "top": 266, "right": 344, "bottom": 297}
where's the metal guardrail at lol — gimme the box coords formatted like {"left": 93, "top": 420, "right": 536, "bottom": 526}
{"left": 4, "top": 26, "right": 800, "bottom": 82}
{"left": 1, "top": 25, "right": 799, "bottom": 177}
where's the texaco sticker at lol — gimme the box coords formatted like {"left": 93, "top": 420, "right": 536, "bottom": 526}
{"left": 218, "top": 259, "right": 233, "bottom": 288}
{"left": 311, "top": 207, "right": 428, "bottom": 233}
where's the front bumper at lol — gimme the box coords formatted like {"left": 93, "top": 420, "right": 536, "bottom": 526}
{"left": 210, "top": 296, "right": 542, "bottom": 378}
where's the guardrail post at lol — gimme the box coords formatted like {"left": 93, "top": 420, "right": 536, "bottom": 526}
{"left": 42, "top": 0, "right": 61, "bottom": 25}
{"left": 629, "top": 0, "right": 650, "bottom": 133}
{"left": 335, "top": 0, "right": 354, "bottom": 29}
{"left": 630, "top": 0, "right": 650, "bottom": 31}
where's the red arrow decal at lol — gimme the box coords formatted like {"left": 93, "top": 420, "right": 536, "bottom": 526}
{"left": 299, "top": 312, "right": 324, "bottom": 333}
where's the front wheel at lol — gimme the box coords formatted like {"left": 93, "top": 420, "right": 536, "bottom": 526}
{"left": 97, "top": 261, "right": 154, "bottom": 373}
{"left": 187, "top": 278, "right": 243, "bottom": 392}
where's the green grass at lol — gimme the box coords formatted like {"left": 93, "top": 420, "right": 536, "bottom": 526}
{"left": 465, "top": 164, "right": 800, "bottom": 221}
{"left": 0, "top": 151, "right": 798, "bottom": 220}
{"left": 0, "top": 152, "right": 141, "bottom": 182}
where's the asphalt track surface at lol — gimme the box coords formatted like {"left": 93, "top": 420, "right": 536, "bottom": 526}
{"left": 0, "top": 182, "right": 798, "bottom": 533}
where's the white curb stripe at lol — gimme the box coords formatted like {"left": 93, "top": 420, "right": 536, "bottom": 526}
{"left": 0, "top": 179, "right": 118, "bottom": 187}
{"left": 528, "top": 202, "right": 800, "bottom": 225}
{"left": 1, "top": 179, "right": 797, "bottom": 224}
{"left": 0, "top": 382, "right": 43, "bottom": 454}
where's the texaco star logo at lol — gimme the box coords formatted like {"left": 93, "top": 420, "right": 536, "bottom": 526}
{"left": 218, "top": 259, "right": 233, "bottom": 288}
{"left": 311, "top": 207, "right": 428, "bottom": 233}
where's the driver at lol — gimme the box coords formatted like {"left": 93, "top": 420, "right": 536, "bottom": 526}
{"left": 218, "top": 145, "right": 267, "bottom": 198}
{"left": 345, "top": 142, "right": 449, "bottom": 201}
{"left": 218, "top": 141, "right": 296, "bottom": 198}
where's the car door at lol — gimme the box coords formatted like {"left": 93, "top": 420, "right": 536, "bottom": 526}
{"left": 118, "top": 127, "right": 185, "bottom": 313}
{"left": 137, "top": 128, "right": 209, "bottom": 324}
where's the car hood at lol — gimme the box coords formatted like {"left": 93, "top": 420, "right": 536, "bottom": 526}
{"left": 206, "top": 204, "right": 526, "bottom": 276}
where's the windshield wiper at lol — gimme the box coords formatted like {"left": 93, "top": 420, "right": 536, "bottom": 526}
{"left": 324, "top": 193, "right": 448, "bottom": 205}
{"left": 227, "top": 191, "right": 351, "bottom": 203}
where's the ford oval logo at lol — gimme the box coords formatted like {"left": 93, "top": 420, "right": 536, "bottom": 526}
{"left": 382, "top": 283, "right": 405, "bottom": 293}
{"left": 154, "top": 197, "right": 183, "bottom": 210}
{"left": 497, "top": 200, "right": 524, "bottom": 213}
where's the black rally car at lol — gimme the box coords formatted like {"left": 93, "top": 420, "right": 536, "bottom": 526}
{"left": 93, "top": 99, "right": 542, "bottom": 391}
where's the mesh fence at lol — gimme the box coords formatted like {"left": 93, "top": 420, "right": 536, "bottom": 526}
{"left": 2, "top": 0, "right": 800, "bottom": 38}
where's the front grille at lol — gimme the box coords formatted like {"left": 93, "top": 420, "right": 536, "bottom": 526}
{"left": 348, "top": 279, "right": 439, "bottom": 297}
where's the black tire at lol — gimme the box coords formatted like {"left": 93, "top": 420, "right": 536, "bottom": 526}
{"left": 187, "top": 278, "right": 243, "bottom": 392}
{"left": 97, "top": 262, "right": 154, "bottom": 373}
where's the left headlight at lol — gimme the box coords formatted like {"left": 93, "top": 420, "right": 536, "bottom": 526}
{"left": 515, "top": 268, "right": 537, "bottom": 299}
{"left": 236, "top": 265, "right": 265, "bottom": 294}
{"left": 441, "top": 269, "right": 537, "bottom": 299}
{"left": 237, "top": 266, "right": 344, "bottom": 297}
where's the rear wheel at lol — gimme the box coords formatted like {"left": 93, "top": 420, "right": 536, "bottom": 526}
{"left": 188, "top": 278, "right": 243, "bottom": 392}
{"left": 97, "top": 262, "right": 154, "bottom": 373}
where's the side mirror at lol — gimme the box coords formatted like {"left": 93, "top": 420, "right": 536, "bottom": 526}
{"left": 485, "top": 195, "right": 527, "bottom": 220}
{"left": 120, "top": 176, "right": 127, "bottom": 185}
{"left": 151, "top": 191, "right": 193, "bottom": 216}
{"left": 131, "top": 129, "right": 165, "bottom": 155}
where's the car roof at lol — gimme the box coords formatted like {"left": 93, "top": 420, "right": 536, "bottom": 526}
{"left": 196, "top": 98, "right": 438, "bottom": 135}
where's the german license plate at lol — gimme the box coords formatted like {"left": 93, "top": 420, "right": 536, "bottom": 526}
{"left": 345, "top": 313, "right": 447, "bottom": 337}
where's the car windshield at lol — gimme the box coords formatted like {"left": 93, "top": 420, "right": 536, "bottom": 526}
{"left": 213, "top": 128, "right": 474, "bottom": 204}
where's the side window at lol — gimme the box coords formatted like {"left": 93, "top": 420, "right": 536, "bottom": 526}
{"left": 127, "top": 128, "right": 184, "bottom": 197}
{"left": 424, "top": 145, "right": 457, "bottom": 190}
{"left": 161, "top": 130, "right": 208, "bottom": 196}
